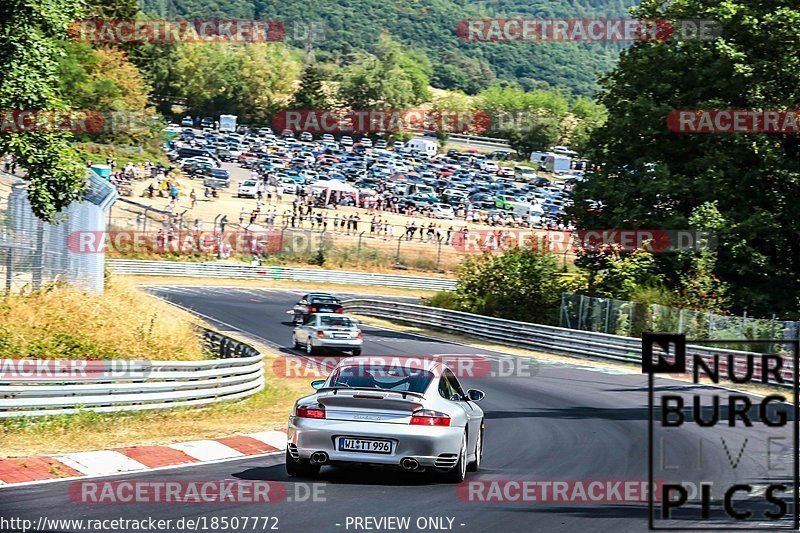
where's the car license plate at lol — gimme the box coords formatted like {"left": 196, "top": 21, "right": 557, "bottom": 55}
{"left": 338, "top": 437, "right": 392, "bottom": 454}
{"left": 332, "top": 333, "right": 349, "bottom": 338}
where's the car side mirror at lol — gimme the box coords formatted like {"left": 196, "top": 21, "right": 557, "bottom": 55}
{"left": 466, "top": 389, "right": 485, "bottom": 402}
{"left": 311, "top": 379, "right": 325, "bottom": 390}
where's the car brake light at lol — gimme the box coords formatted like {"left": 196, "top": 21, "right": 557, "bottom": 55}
{"left": 335, "top": 308, "right": 344, "bottom": 313}
{"left": 308, "top": 307, "right": 317, "bottom": 313}
{"left": 410, "top": 409, "right": 450, "bottom": 426}
{"left": 355, "top": 331, "right": 363, "bottom": 339}
{"left": 316, "top": 331, "right": 326, "bottom": 338}
{"left": 296, "top": 403, "right": 325, "bottom": 419}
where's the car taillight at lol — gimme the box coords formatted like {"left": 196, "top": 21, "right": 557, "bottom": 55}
{"left": 335, "top": 308, "right": 344, "bottom": 313}
{"left": 296, "top": 403, "right": 325, "bottom": 419}
{"left": 355, "top": 331, "right": 363, "bottom": 339}
{"left": 410, "top": 409, "right": 450, "bottom": 426}
{"left": 308, "top": 307, "right": 317, "bottom": 313}
{"left": 316, "top": 331, "right": 326, "bottom": 338}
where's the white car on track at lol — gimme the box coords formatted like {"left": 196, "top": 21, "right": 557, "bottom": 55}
{"left": 286, "top": 357, "right": 485, "bottom": 482}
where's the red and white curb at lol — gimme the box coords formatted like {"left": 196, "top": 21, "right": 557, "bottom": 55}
{"left": 0, "top": 430, "right": 287, "bottom": 487}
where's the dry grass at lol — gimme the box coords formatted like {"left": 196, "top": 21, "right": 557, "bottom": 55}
{"left": 0, "top": 278, "right": 205, "bottom": 360}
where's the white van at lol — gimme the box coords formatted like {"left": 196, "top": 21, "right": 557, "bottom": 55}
{"left": 544, "top": 154, "right": 571, "bottom": 174}
{"left": 402, "top": 138, "right": 438, "bottom": 158}
{"left": 530, "top": 151, "right": 550, "bottom": 166}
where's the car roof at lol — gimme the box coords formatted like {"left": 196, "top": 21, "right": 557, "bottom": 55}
{"left": 336, "top": 356, "right": 445, "bottom": 373}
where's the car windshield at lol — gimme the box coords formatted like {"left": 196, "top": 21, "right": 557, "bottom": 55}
{"left": 318, "top": 316, "right": 354, "bottom": 328}
{"left": 328, "top": 365, "right": 433, "bottom": 393}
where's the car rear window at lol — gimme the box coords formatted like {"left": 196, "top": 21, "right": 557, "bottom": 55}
{"left": 319, "top": 316, "right": 353, "bottom": 327}
{"left": 311, "top": 298, "right": 340, "bottom": 305}
{"left": 329, "top": 365, "right": 433, "bottom": 393}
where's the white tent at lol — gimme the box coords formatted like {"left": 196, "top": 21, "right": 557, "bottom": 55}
{"left": 309, "top": 179, "right": 359, "bottom": 204}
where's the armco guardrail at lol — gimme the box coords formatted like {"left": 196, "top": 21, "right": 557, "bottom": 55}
{"left": 342, "top": 299, "right": 794, "bottom": 388}
{"left": 0, "top": 329, "right": 264, "bottom": 418}
{"left": 107, "top": 259, "right": 457, "bottom": 291}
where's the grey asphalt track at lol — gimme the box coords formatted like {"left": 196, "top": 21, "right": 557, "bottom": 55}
{"left": 0, "top": 286, "right": 794, "bottom": 532}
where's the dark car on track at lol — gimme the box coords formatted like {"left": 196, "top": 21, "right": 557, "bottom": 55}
{"left": 292, "top": 293, "right": 345, "bottom": 325}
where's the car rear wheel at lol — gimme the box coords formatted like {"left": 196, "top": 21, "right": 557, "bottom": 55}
{"left": 285, "top": 449, "right": 320, "bottom": 478}
{"left": 441, "top": 433, "right": 468, "bottom": 483}
{"left": 352, "top": 348, "right": 362, "bottom": 356}
{"left": 467, "top": 427, "right": 483, "bottom": 472}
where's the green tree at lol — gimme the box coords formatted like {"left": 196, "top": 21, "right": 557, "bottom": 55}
{"left": 58, "top": 43, "right": 154, "bottom": 144}
{"left": 0, "top": 0, "right": 86, "bottom": 221}
{"left": 475, "top": 85, "right": 571, "bottom": 154}
{"left": 679, "top": 202, "right": 730, "bottom": 313}
{"left": 594, "top": 249, "right": 667, "bottom": 301}
{"left": 448, "top": 247, "right": 564, "bottom": 324}
{"left": 289, "top": 64, "right": 331, "bottom": 110}
{"left": 170, "top": 43, "right": 300, "bottom": 121}
{"left": 338, "top": 35, "right": 430, "bottom": 110}
{"left": 569, "top": 0, "right": 800, "bottom": 316}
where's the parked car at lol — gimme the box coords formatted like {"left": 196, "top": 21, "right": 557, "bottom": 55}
{"left": 237, "top": 179, "right": 261, "bottom": 198}
{"left": 375, "top": 139, "right": 388, "bottom": 149}
{"left": 291, "top": 313, "right": 362, "bottom": 355}
{"left": 300, "top": 132, "right": 314, "bottom": 142}
{"left": 340, "top": 136, "right": 354, "bottom": 147}
{"left": 203, "top": 168, "right": 230, "bottom": 189}
{"left": 431, "top": 203, "right": 455, "bottom": 219}
{"left": 181, "top": 116, "right": 193, "bottom": 127}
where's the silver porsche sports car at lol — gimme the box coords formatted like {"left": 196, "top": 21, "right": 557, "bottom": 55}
{"left": 286, "top": 357, "right": 485, "bottom": 482}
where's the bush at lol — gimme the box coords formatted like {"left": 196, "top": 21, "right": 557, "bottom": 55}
{"left": 442, "top": 247, "right": 564, "bottom": 325}
{"left": 425, "top": 291, "right": 463, "bottom": 311}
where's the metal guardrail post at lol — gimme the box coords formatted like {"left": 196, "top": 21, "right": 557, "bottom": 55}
{"left": 5, "top": 247, "right": 12, "bottom": 292}
{"left": 357, "top": 231, "right": 364, "bottom": 261}
{"left": 395, "top": 237, "right": 402, "bottom": 266}
{"left": 32, "top": 221, "right": 44, "bottom": 290}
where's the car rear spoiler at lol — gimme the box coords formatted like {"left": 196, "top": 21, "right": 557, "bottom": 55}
{"left": 316, "top": 386, "right": 425, "bottom": 400}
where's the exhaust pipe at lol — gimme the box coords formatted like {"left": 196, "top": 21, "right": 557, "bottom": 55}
{"left": 310, "top": 451, "right": 329, "bottom": 464}
{"left": 401, "top": 457, "right": 420, "bottom": 471}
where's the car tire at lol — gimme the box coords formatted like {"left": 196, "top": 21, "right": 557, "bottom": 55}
{"left": 285, "top": 449, "right": 320, "bottom": 478}
{"left": 352, "top": 348, "right": 362, "bottom": 356}
{"left": 441, "top": 432, "right": 468, "bottom": 483}
{"left": 467, "top": 426, "right": 483, "bottom": 472}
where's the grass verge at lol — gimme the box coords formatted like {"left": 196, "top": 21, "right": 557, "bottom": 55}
{"left": 0, "top": 278, "right": 204, "bottom": 360}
